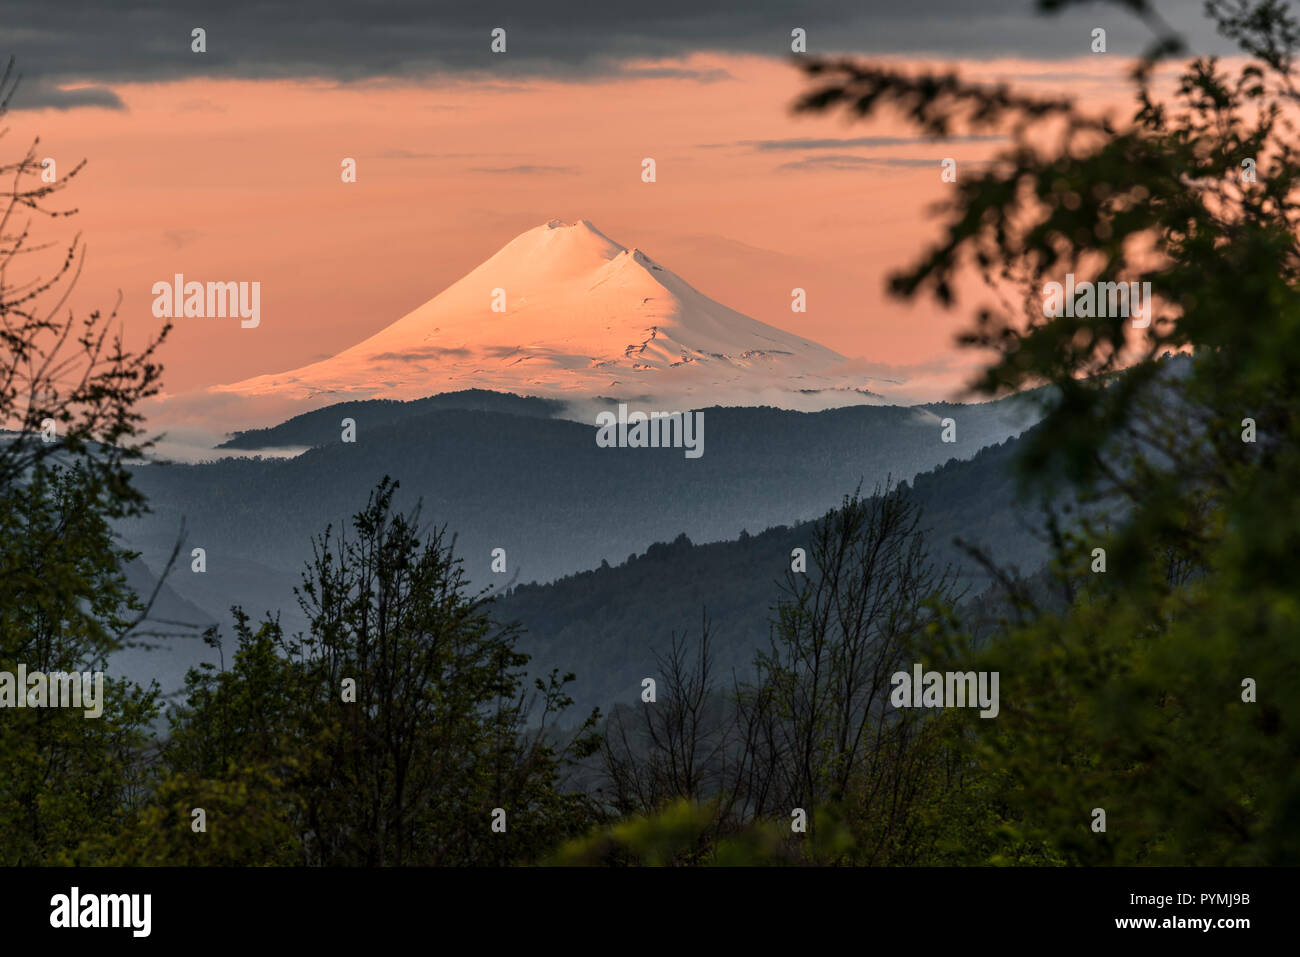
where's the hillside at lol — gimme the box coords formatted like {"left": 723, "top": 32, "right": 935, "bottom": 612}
{"left": 120, "top": 414, "right": 1049, "bottom": 710}
{"left": 502, "top": 429, "right": 1046, "bottom": 716}
{"left": 218, "top": 389, "right": 565, "bottom": 450}
{"left": 121, "top": 394, "right": 1041, "bottom": 608}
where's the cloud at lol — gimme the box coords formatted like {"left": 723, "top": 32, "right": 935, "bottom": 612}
{"left": 774, "top": 149, "right": 1001, "bottom": 171}
{"left": 713, "top": 134, "right": 1006, "bottom": 151}
{"left": 1, "top": 0, "right": 1231, "bottom": 108}
{"left": 469, "top": 164, "right": 580, "bottom": 175}
{"left": 833, "top": 354, "right": 969, "bottom": 379}
{"left": 776, "top": 154, "right": 944, "bottom": 171}
{"left": 9, "top": 78, "right": 124, "bottom": 111}
{"left": 162, "top": 229, "right": 203, "bottom": 250}
{"left": 830, "top": 353, "right": 997, "bottom": 404}
{"left": 173, "top": 98, "right": 226, "bottom": 113}
{"left": 377, "top": 148, "right": 479, "bottom": 159}
{"left": 615, "top": 65, "right": 734, "bottom": 82}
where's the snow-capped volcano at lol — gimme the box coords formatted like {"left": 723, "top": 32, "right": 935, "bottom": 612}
{"left": 215, "top": 220, "right": 873, "bottom": 407}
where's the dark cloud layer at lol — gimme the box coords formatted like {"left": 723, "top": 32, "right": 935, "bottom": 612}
{"left": 2, "top": 0, "right": 1230, "bottom": 110}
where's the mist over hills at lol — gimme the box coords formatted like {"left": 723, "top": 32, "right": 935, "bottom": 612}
{"left": 502, "top": 428, "right": 1046, "bottom": 716}
{"left": 115, "top": 390, "right": 1049, "bottom": 709}
{"left": 119, "top": 359, "right": 1205, "bottom": 713}
{"left": 124, "top": 390, "right": 1040, "bottom": 592}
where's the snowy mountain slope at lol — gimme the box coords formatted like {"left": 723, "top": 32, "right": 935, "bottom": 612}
{"left": 215, "top": 220, "right": 875, "bottom": 408}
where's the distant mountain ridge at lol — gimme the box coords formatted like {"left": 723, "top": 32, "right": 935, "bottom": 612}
{"left": 218, "top": 389, "right": 564, "bottom": 450}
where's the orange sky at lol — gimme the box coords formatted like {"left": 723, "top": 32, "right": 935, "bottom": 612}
{"left": 17, "top": 52, "right": 1135, "bottom": 410}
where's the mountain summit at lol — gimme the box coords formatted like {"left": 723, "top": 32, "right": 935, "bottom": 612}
{"left": 216, "top": 220, "right": 871, "bottom": 408}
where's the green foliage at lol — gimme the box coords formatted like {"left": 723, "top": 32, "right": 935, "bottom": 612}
{"left": 15, "top": 0, "right": 1300, "bottom": 866}
{"left": 150, "top": 478, "right": 602, "bottom": 866}
{"left": 551, "top": 799, "right": 856, "bottom": 866}
{"left": 0, "top": 57, "right": 169, "bottom": 865}
{"left": 0, "top": 414, "right": 164, "bottom": 867}
{"left": 798, "top": 0, "right": 1300, "bottom": 864}
{"left": 66, "top": 762, "right": 302, "bottom": 866}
